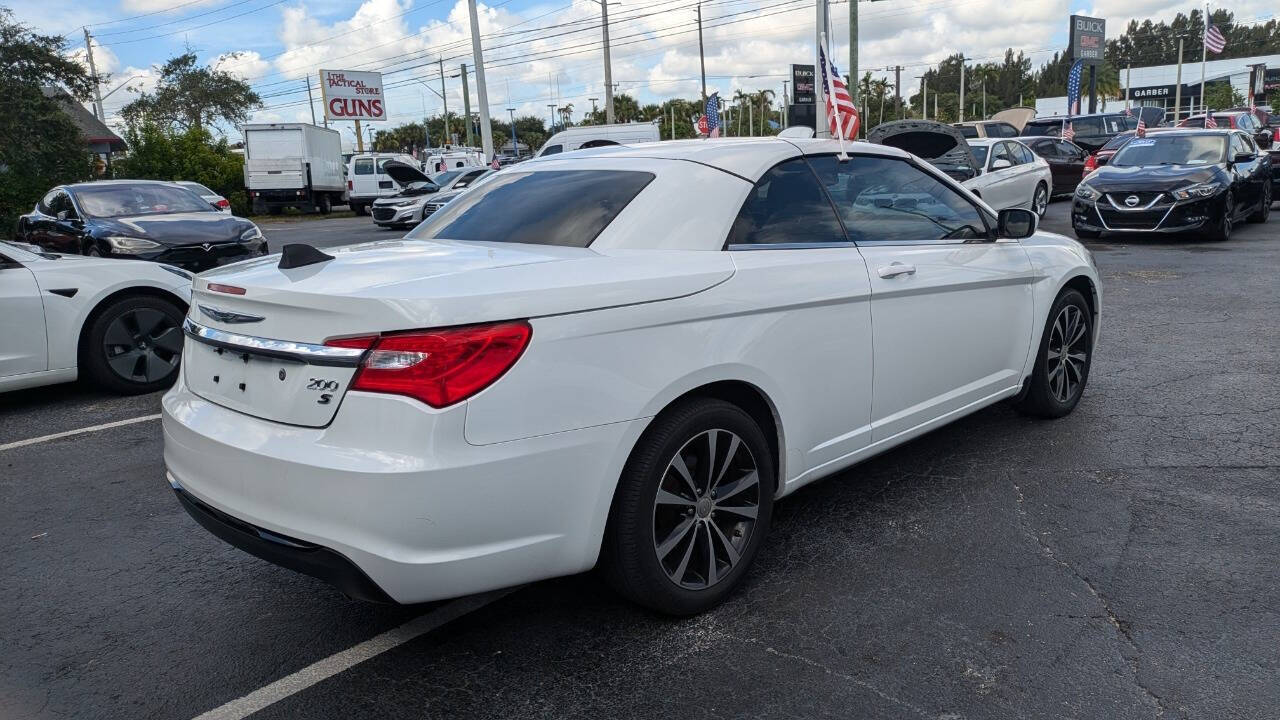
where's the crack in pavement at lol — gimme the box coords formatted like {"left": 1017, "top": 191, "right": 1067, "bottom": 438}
{"left": 1011, "top": 479, "right": 1169, "bottom": 718}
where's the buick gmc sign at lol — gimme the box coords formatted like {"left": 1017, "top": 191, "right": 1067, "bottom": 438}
{"left": 1070, "top": 15, "right": 1106, "bottom": 65}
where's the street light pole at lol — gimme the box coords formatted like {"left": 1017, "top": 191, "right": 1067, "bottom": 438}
{"left": 589, "top": 97, "right": 598, "bottom": 123}
{"left": 507, "top": 107, "right": 517, "bottom": 157}
{"left": 466, "top": 0, "right": 495, "bottom": 159}
{"left": 599, "top": 0, "right": 614, "bottom": 124}
{"left": 438, "top": 57, "right": 449, "bottom": 147}
{"left": 697, "top": 3, "right": 707, "bottom": 104}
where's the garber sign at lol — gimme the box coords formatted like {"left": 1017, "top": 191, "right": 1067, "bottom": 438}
{"left": 320, "top": 69, "right": 386, "bottom": 122}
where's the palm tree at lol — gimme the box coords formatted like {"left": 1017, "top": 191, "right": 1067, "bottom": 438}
{"left": 753, "top": 89, "right": 776, "bottom": 134}
{"left": 559, "top": 103, "right": 574, "bottom": 127}
{"left": 733, "top": 89, "right": 751, "bottom": 135}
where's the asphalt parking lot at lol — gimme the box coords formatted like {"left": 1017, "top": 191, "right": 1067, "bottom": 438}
{"left": 3, "top": 199, "right": 1278, "bottom": 720}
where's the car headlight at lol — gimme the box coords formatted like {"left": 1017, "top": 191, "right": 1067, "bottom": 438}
{"left": 1075, "top": 184, "right": 1101, "bottom": 201}
{"left": 105, "top": 236, "right": 162, "bottom": 252}
{"left": 1172, "top": 182, "right": 1223, "bottom": 200}
{"left": 395, "top": 198, "right": 424, "bottom": 208}
{"left": 240, "top": 225, "right": 263, "bottom": 242}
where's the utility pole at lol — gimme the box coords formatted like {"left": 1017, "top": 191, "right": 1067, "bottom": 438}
{"left": 1125, "top": 63, "right": 1132, "bottom": 110}
{"left": 461, "top": 63, "right": 472, "bottom": 147}
{"left": 548, "top": 104, "right": 557, "bottom": 133}
{"left": 305, "top": 76, "right": 317, "bottom": 125}
{"left": 697, "top": 3, "right": 707, "bottom": 104}
{"left": 782, "top": 80, "right": 789, "bottom": 126}
{"left": 599, "top": 0, "right": 614, "bottom": 123}
{"left": 848, "top": 0, "right": 857, "bottom": 106}
{"left": 916, "top": 75, "right": 926, "bottom": 119}
{"left": 355, "top": 119, "right": 364, "bottom": 152}
{"left": 814, "top": 0, "right": 829, "bottom": 137}
{"left": 1087, "top": 64, "right": 1097, "bottom": 114}
{"left": 507, "top": 107, "right": 517, "bottom": 156}
{"left": 894, "top": 65, "right": 902, "bottom": 119}
{"left": 82, "top": 28, "right": 105, "bottom": 122}
{"left": 588, "top": 97, "right": 598, "bottom": 123}
{"left": 1174, "top": 37, "right": 1184, "bottom": 122}
{"left": 957, "top": 53, "right": 965, "bottom": 122}
{"left": 438, "top": 57, "right": 449, "bottom": 146}
{"left": 467, "top": 0, "right": 495, "bottom": 160}
{"left": 981, "top": 76, "right": 986, "bottom": 119}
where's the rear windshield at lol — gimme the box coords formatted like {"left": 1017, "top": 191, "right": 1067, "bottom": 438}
{"left": 955, "top": 124, "right": 979, "bottom": 138}
{"left": 180, "top": 182, "right": 216, "bottom": 195}
{"left": 1099, "top": 133, "right": 1133, "bottom": 152}
{"left": 406, "top": 169, "right": 654, "bottom": 247}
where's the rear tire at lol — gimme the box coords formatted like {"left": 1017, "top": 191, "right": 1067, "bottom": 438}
{"left": 1248, "top": 181, "right": 1271, "bottom": 223}
{"left": 317, "top": 194, "right": 332, "bottom": 214}
{"left": 600, "top": 398, "right": 774, "bottom": 616}
{"left": 1013, "top": 288, "right": 1093, "bottom": 419}
{"left": 82, "top": 294, "right": 185, "bottom": 395}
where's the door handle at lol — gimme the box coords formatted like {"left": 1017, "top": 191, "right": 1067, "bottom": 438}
{"left": 877, "top": 262, "right": 916, "bottom": 279}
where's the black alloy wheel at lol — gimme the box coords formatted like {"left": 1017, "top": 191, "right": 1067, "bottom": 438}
{"left": 1013, "top": 288, "right": 1093, "bottom": 418}
{"left": 601, "top": 398, "right": 774, "bottom": 615}
{"left": 1248, "top": 181, "right": 1271, "bottom": 223}
{"left": 1207, "top": 191, "right": 1234, "bottom": 241}
{"left": 83, "top": 295, "right": 185, "bottom": 394}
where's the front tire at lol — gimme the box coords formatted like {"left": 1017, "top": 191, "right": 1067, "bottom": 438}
{"left": 1206, "top": 191, "right": 1233, "bottom": 241}
{"left": 601, "top": 398, "right": 774, "bottom": 615}
{"left": 1248, "top": 181, "right": 1271, "bottom": 223}
{"left": 82, "top": 295, "right": 185, "bottom": 394}
{"left": 1013, "top": 288, "right": 1093, "bottom": 419}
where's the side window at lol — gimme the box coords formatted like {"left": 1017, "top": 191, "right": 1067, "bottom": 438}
{"left": 1231, "top": 134, "right": 1253, "bottom": 156}
{"left": 993, "top": 142, "right": 1017, "bottom": 167}
{"left": 808, "top": 154, "right": 991, "bottom": 245}
{"left": 353, "top": 158, "right": 374, "bottom": 175}
{"left": 49, "top": 192, "right": 73, "bottom": 217}
{"left": 726, "top": 158, "right": 847, "bottom": 247}
{"left": 40, "top": 190, "right": 59, "bottom": 213}
{"left": 1059, "top": 141, "right": 1084, "bottom": 160}
{"left": 1075, "top": 117, "right": 1104, "bottom": 136}
{"left": 1013, "top": 142, "right": 1035, "bottom": 164}
{"left": 540, "top": 144, "right": 563, "bottom": 156}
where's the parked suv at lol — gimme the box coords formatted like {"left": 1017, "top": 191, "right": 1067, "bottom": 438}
{"left": 1022, "top": 108, "right": 1162, "bottom": 152}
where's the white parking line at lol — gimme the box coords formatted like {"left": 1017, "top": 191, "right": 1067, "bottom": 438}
{"left": 192, "top": 588, "right": 517, "bottom": 720}
{"left": 0, "top": 414, "right": 162, "bottom": 452}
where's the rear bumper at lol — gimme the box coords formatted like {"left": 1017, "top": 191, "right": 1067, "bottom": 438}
{"left": 161, "top": 373, "right": 646, "bottom": 604}
{"left": 172, "top": 484, "right": 393, "bottom": 603}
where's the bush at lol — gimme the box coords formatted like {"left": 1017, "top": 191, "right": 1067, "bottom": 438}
{"left": 113, "top": 124, "right": 250, "bottom": 215}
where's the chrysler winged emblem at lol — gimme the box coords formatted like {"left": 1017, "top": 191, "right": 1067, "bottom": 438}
{"left": 199, "top": 304, "right": 264, "bottom": 324}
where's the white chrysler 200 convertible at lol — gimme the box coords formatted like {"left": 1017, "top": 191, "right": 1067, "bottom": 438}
{"left": 163, "top": 138, "right": 1100, "bottom": 615}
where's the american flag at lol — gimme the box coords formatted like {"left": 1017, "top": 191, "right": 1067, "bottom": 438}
{"left": 1136, "top": 116, "right": 1147, "bottom": 137}
{"left": 1205, "top": 113, "right": 1218, "bottom": 129}
{"left": 818, "top": 43, "right": 859, "bottom": 140}
{"left": 704, "top": 93, "right": 721, "bottom": 138}
{"left": 1062, "top": 122, "right": 1075, "bottom": 141}
{"left": 1124, "top": 106, "right": 1133, "bottom": 118}
{"left": 1204, "top": 24, "right": 1226, "bottom": 54}
{"left": 1066, "top": 59, "right": 1084, "bottom": 114}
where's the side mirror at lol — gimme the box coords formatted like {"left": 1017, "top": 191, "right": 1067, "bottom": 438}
{"left": 991, "top": 158, "right": 1013, "bottom": 170}
{"left": 1232, "top": 152, "right": 1255, "bottom": 164}
{"left": 997, "top": 208, "right": 1037, "bottom": 239}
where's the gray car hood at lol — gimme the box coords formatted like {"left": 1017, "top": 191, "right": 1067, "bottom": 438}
{"left": 867, "top": 120, "right": 981, "bottom": 180}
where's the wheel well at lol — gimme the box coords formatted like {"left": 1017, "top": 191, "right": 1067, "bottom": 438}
{"left": 660, "top": 380, "right": 783, "bottom": 493}
{"left": 1063, "top": 274, "right": 1097, "bottom": 321}
{"left": 78, "top": 287, "right": 189, "bottom": 364}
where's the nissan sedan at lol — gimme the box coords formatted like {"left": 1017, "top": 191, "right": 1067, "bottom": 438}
{"left": 163, "top": 138, "right": 1101, "bottom": 615}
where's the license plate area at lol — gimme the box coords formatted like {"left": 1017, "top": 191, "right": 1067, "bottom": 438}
{"left": 184, "top": 341, "right": 356, "bottom": 427}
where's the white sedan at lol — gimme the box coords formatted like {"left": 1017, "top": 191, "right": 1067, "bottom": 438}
{"left": 162, "top": 138, "right": 1101, "bottom": 615}
{"left": 1, "top": 241, "right": 192, "bottom": 394}
{"left": 965, "top": 138, "right": 1054, "bottom": 217}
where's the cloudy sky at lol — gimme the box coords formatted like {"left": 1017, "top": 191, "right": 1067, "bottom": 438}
{"left": 11, "top": 0, "right": 1279, "bottom": 140}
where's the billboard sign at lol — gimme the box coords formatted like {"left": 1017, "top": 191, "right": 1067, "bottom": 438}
{"left": 1069, "top": 15, "right": 1106, "bottom": 66}
{"left": 791, "top": 64, "right": 816, "bottom": 105}
{"left": 320, "top": 69, "right": 386, "bottom": 122}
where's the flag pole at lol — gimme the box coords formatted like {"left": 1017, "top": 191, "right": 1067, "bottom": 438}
{"left": 820, "top": 32, "right": 849, "bottom": 161}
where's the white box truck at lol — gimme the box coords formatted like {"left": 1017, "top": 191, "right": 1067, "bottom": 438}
{"left": 242, "top": 123, "right": 346, "bottom": 215}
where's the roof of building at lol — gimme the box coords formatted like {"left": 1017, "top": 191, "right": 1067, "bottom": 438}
{"left": 41, "top": 87, "right": 127, "bottom": 152}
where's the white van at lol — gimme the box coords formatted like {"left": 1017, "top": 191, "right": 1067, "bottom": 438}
{"left": 535, "top": 123, "right": 660, "bottom": 157}
{"left": 423, "top": 148, "right": 484, "bottom": 173}
{"left": 346, "top": 153, "right": 420, "bottom": 215}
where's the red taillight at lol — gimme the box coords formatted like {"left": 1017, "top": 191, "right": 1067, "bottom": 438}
{"left": 1082, "top": 154, "right": 1098, "bottom": 178}
{"left": 1273, "top": 127, "right": 1280, "bottom": 143}
{"left": 216, "top": 198, "right": 230, "bottom": 209}
{"left": 327, "top": 321, "right": 532, "bottom": 408}
{"left": 348, "top": 180, "right": 354, "bottom": 190}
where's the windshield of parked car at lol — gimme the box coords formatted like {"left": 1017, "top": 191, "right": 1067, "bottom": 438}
{"left": 1111, "top": 135, "right": 1227, "bottom": 167}
{"left": 407, "top": 169, "right": 654, "bottom": 247}
{"left": 75, "top": 184, "right": 217, "bottom": 218}
{"left": 970, "top": 145, "right": 990, "bottom": 166}
{"left": 1099, "top": 133, "right": 1133, "bottom": 152}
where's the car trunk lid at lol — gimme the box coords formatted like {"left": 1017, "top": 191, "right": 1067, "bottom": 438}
{"left": 183, "top": 239, "right": 734, "bottom": 426}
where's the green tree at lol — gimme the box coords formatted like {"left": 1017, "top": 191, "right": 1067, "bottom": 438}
{"left": 121, "top": 51, "right": 260, "bottom": 133}
{"left": 114, "top": 124, "right": 250, "bottom": 214}
{"left": 1203, "top": 82, "right": 1244, "bottom": 112}
{"left": 0, "top": 9, "right": 94, "bottom": 237}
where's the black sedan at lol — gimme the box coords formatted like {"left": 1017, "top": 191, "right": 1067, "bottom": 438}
{"left": 1071, "top": 129, "right": 1271, "bottom": 242}
{"left": 1022, "top": 136, "right": 1089, "bottom": 195}
{"left": 17, "top": 181, "right": 267, "bottom": 272}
